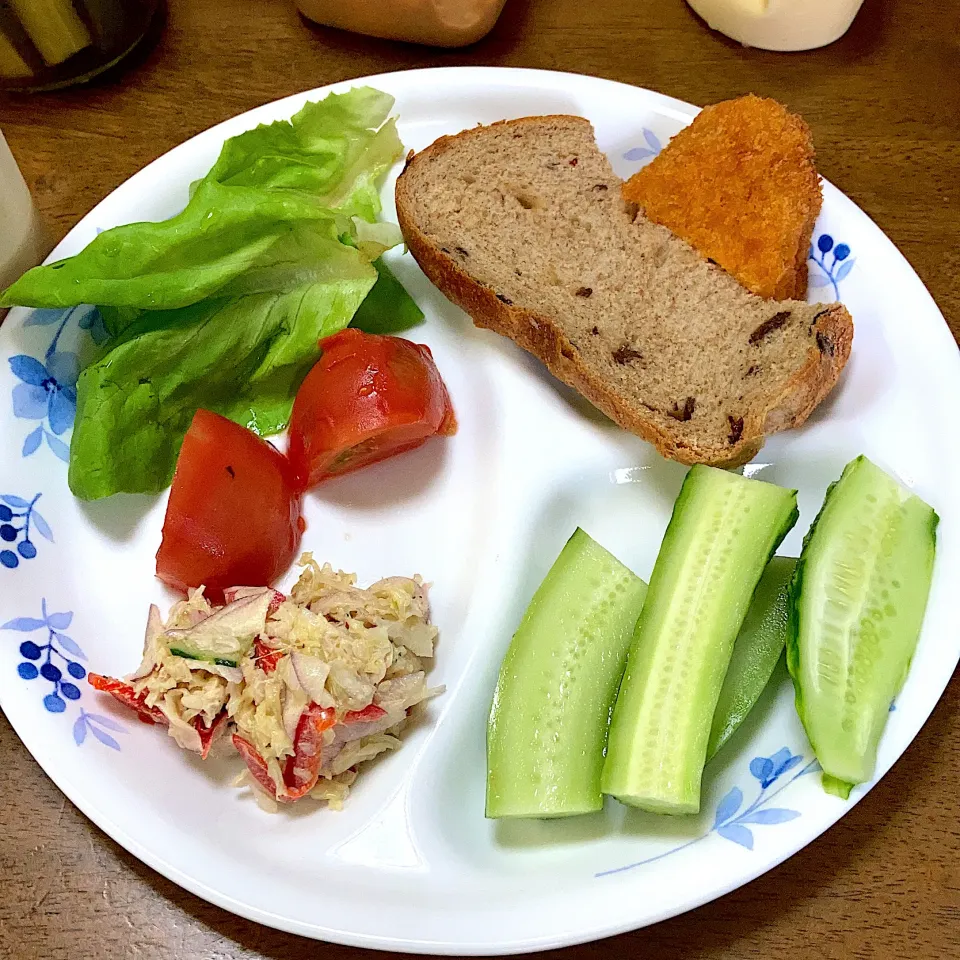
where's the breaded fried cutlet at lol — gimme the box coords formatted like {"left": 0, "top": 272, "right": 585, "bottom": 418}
{"left": 622, "top": 95, "right": 822, "bottom": 300}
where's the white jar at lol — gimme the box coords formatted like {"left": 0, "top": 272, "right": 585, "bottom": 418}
{"left": 0, "top": 131, "right": 49, "bottom": 314}
{"left": 686, "top": 0, "right": 866, "bottom": 52}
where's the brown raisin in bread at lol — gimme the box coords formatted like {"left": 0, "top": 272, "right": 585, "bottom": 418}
{"left": 395, "top": 115, "right": 852, "bottom": 467}
{"left": 623, "top": 95, "right": 821, "bottom": 300}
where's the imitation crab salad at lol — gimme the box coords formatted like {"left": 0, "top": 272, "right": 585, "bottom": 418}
{"left": 90, "top": 554, "right": 442, "bottom": 809}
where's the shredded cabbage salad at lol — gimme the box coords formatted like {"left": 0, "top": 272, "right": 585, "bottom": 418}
{"left": 94, "top": 553, "right": 442, "bottom": 810}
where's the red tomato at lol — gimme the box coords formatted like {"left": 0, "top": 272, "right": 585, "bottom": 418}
{"left": 156, "top": 410, "right": 303, "bottom": 600}
{"left": 286, "top": 328, "right": 457, "bottom": 488}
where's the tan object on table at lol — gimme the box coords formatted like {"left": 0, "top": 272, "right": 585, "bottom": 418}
{"left": 297, "top": 0, "right": 508, "bottom": 47}
{"left": 0, "top": 132, "right": 50, "bottom": 317}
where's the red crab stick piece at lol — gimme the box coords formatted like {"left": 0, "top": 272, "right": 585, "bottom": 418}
{"left": 233, "top": 734, "right": 281, "bottom": 797}
{"left": 195, "top": 711, "right": 229, "bottom": 760}
{"left": 343, "top": 703, "right": 387, "bottom": 723}
{"left": 88, "top": 673, "right": 226, "bottom": 758}
{"left": 88, "top": 673, "right": 166, "bottom": 725}
{"left": 253, "top": 638, "right": 283, "bottom": 674}
{"left": 234, "top": 704, "right": 337, "bottom": 802}
{"left": 283, "top": 704, "right": 337, "bottom": 799}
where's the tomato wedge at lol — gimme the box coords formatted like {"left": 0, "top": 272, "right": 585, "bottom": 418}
{"left": 286, "top": 328, "right": 456, "bottom": 488}
{"left": 156, "top": 410, "right": 303, "bottom": 601}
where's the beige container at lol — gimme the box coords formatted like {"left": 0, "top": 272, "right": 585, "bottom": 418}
{"left": 686, "top": 0, "right": 866, "bottom": 51}
{"left": 297, "top": 0, "right": 508, "bottom": 48}
{"left": 0, "top": 132, "right": 51, "bottom": 317}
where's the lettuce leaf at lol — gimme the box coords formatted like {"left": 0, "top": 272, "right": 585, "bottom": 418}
{"left": 0, "top": 87, "right": 421, "bottom": 500}
{"left": 69, "top": 262, "right": 375, "bottom": 500}
{"left": 1, "top": 89, "right": 402, "bottom": 311}
{"left": 351, "top": 259, "right": 424, "bottom": 334}
{"left": 2, "top": 189, "right": 362, "bottom": 312}
{"left": 204, "top": 87, "right": 401, "bottom": 222}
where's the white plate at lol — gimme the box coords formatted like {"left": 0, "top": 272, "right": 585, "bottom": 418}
{"left": 1, "top": 67, "right": 958, "bottom": 954}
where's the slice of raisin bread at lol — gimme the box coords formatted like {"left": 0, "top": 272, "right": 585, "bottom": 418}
{"left": 395, "top": 115, "right": 852, "bottom": 467}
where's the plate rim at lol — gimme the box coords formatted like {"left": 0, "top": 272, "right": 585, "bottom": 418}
{"left": 2, "top": 64, "right": 959, "bottom": 954}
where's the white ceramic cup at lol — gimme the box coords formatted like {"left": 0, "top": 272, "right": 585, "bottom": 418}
{"left": 0, "top": 131, "right": 49, "bottom": 313}
{"left": 686, "top": 0, "right": 866, "bottom": 51}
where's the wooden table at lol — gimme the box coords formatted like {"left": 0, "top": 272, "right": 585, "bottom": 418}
{"left": 1, "top": 0, "right": 958, "bottom": 957}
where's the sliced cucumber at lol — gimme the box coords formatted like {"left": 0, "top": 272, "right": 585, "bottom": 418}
{"left": 164, "top": 588, "right": 273, "bottom": 666}
{"left": 486, "top": 528, "right": 648, "bottom": 819}
{"left": 787, "top": 456, "right": 937, "bottom": 795}
{"left": 707, "top": 556, "right": 796, "bottom": 761}
{"left": 168, "top": 647, "right": 240, "bottom": 668}
{"left": 601, "top": 465, "right": 798, "bottom": 815}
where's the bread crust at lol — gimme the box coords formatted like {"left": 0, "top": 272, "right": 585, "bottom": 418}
{"left": 396, "top": 115, "right": 852, "bottom": 468}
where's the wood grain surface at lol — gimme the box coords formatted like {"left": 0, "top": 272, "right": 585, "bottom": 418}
{"left": 1, "top": 0, "right": 958, "bottom": 957}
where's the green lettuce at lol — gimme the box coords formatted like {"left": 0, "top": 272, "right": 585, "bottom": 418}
{"left": 204, "top": 87, "right": 402, "bottom": 221}
{"left": 351, "top": 258, "right": 424, "bottom": 334}
{"left": 69, "top": 267, "right": 374, "bottom": 500}
{"left": 0, "top": 87, "right": 423, "bottom": 500}
{"left": 1, "top": 88, "right": 403, "bottom": 312}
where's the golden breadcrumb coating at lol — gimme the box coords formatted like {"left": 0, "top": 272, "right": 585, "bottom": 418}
{"left": 623, "top": 95, "right": 822, "bottom": 300}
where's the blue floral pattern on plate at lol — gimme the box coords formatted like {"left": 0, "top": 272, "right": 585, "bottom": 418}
{"left": 809, "top": 233, "right": 855, "bottom": 299}
{"left": 2, "top": 599, "right": 125, "bottom": 749}
{"left": 9, "top": 304, "right": 107, "bottom": 463}
{"left": 0, "top": 492, "right": 53, "bottom": 569}
{"left": 596, "top": 747, "right": 820, "bottom": 877}
{"left": 624, "top": 128, "right": 663, "bottom": 163}
{"left": 72, "top": 708, "right": 126, "bottom": 750}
